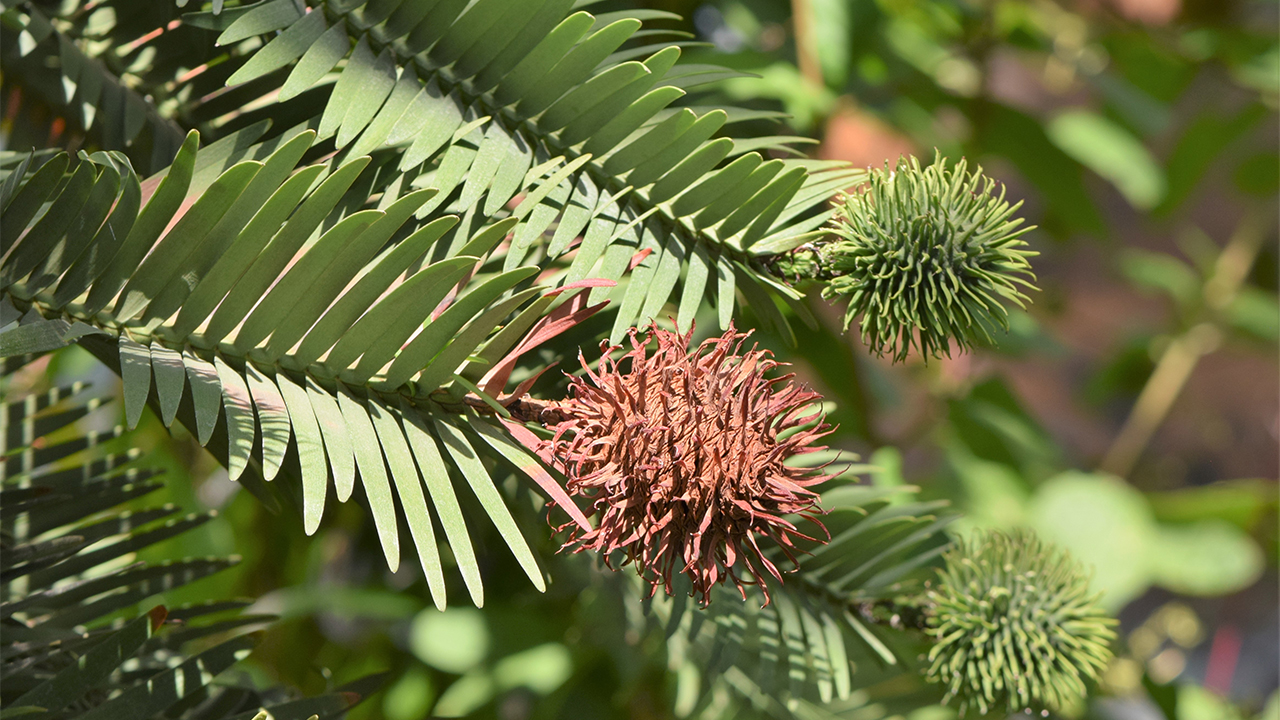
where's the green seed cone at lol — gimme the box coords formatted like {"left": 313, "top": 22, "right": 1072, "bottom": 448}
{"left": 820, "top": 153, "right": 1038, "bottom": 362}
{"left": 920, "top": 528, "right": 1117, "bottom": 716}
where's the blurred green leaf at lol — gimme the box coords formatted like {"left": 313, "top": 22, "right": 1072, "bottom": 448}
{"left": 1157, "top": 105, "right": 1267, "bottom": 214}
{"left": 980, "top": 104, "right": 1105, "bottom": 236}
{"left": 1229, "top": 43, "right": 1280, "bottom": 98}
{"left": 492, "top": 642, "right": 573, "bottom": 694}
{"left": 1178, "top": 684, "right": 1246, "bottom": 720}
{"left": 1119, "top": 249, "right": 1201, "bottom": 309}
{"left": 949, "top": 447, "right": 1030, "bottom": 529}
{"left": 1047, "top": 110, "right": 1166, "bottom": 210}
{"left": 265, "top": 586, "right": 422, "bottom": 621}
{"left": 382, "top": 666, "right": 435, "bottom": 720}
{"left": 1149, "top": 520, "right": 1264, "bottom": 596}
{"left": 1227, "top": 287, "right": 1280, "bottom": 342}
{"left": 1029, "top": 471, "right": 1158, "bottom": 610}
{"left": 1147, "top": 479, "right": 1277, "bottom": 530}
{"left": 411, "top": 607, "right": 490, "bottom": 674}
{"left": 1233, "top": 152, "right": 1280, "bottom": 197}
{"left": 432, "top": 672, "right": 495, "bottom": 718}
{"left": 809, "top": 0, "right": 852, "bottom": 86}
{"left": 1084, "top": 335, "right": 1155, "bottom": 407}
{"left": 719, "top": 62, "right": 836, "bottom": 132}
{"left": 947, "top": 377, "right": 1059, "bottom": 480}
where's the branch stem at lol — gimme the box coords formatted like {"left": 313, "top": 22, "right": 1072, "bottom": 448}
{"left": 1099, "top": 209, "right": 1270, "bottom": 477}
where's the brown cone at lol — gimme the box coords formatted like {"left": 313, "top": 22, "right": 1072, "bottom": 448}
{"left": 541, "top": 324, "right": 834, "bottom": 605}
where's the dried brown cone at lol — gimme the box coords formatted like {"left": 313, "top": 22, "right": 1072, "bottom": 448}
{"left": 539, "top": 323, "right": 835, "bottom": 606}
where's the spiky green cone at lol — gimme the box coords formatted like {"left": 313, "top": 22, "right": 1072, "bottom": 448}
{"left": 920, "top": 529, "right": 1117, "bottom": 716}
{"left": 820, "top": 154, "right": 1037, "bottom": 362}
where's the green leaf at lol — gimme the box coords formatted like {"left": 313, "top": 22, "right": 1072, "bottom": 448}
{"left": 1047, "top": 110, "right": 1165, "bottom": 210}
{"left": 626, "top": 111, "right": 728, "bottom": 188}
{"left": 0, "top": 153, "right": 69, "bottom": 249}
{"left": 719, "top": 166, "right": 806, "bottom": 241}
{"left": 348, "top": 67, "right": 425, "bottom": 157}
{"left": 171, "top": 164, "right": 327, "bottom": 340}
{"left": 639, "top": 236, "right": 684, "bottom": 326}
{"left": 1, "top": 156, "right": 96, "bottom": 289}
{"left": 602, "top": 108, "right": 696, "bottom": 177}
{"left": 459, "top": 122, "right": 517, "bottom": 212}
{"left": 455, "top": 0, "right": 571, "bottom": 82}
{"left": 427, "top": 0, "right": 519, "bottom": 66}
{"left": 337, "top": 386, "right": 399, "bottom": 571}
{"left": 547, "top": 174, "right": 599, "bottom": 257}
{"left": 183, "top": 351, "right": 223, "bottom": 446}
{"left": 334, "top": 44, "right": 399, "bottom": 147}
{"left": 1149, "top": 520, "right": 1263, "bottom": 596}
{"left": 457, "top": 217, "right": 519, "bottom": 259}
{"left": 511, "top": 154, "right": 593, "bottom": 220}
{"left": 278, "top": 21, "right": 349, "bottom": 103}
{"left": 83, "top": 130, "right": 199, "bottom": 316}
{"left": 558, "top": 47, "right": 680, "bottom": 147}
{"left": 505, "top": 175, "right": 571, "bottom": 270}
{"left": 24, "top": 158, "right": 120, "bottom": 295}
{"left": 276, "top": 372, "right": 328, "bottom": 535}
{"left": 715, "top": 251, "right": 735, "bottom": 330}
{"left": 114, "top": 160, "right": 262, "bottom": 322}
{"left": 13, "top": 613, "right": 160, "bottom": 714}
{"left": 119, "top": 337, "right": 152, "bottom": 430}
{"left": 325, "top": 256, "right": 477, "bottom": 376}
{"left": 466, "top": 413, "right": 589, "bottom": 530}
{"left": 0, "top": 319, "right": 85, "bottom": 357}
{"left": 397, "top": 83, "right": 465, "bottom": 169}
{"left": 145, "top": 131, "right": 316, "bottom": 326}
{"left": 368, "top": 398, "right": 446, "bottom": 609}
{"left": 202, "top": 156, "right": 371, "bottom": 345}
{"left": 647, "top": 137, "right": 733, "bottom": 205}
{"left": 493, "top": 11, "right": 594, "bottom": 107}
{"left": 149, "top": 342, "right": 186, "bottom": 427}
{"left": 538, "top": 61, "right": 650, "bottom": 132}
{"left": 432, "top": 414, "right": 544, "bottom": 592}
{"left": 586, "top": 85, "right": 691, "bottom": 159}
{"left": 694, "top": 158, "right": 783, "bottom": 229}
{"left": 217, "top": 0, "right": 301, "bottom": 45}
{"left": 226, "top": 8, "right": 328, "bottom": 86}
{"left": 609, "top": 229, "right": 661, "bottom": 343}
{"left": 214, "top": 355, "right": 256, "bottom": 482}
{"left": 244, "top": 362, "right": 291, "bottom": 481}
{"left": 516, "top": 18, "right": 642, "bottom": 117}
{"left": 0, "top": 151, "right": 35, "bottom": 210}
{"left": 381, "top": 267, "right": 538, "bottom": 388}
{"left": 565, "top": 190, "right": 623, "bottom": 285}
{"left": 234, "top": 210, "right": 381, "bottom": 353}
{"left": 411, "top": 287, "right": 541, "bottom": 391}
{"left": 400, "top": 401, "right": 483, "bottom": 607}
{"left": 261, "top": 189, "right": 436, "bottom": 360}
{"left": 676, "top": 242, "right": 711, "bottom": 333}
{"left": 293, "top": 215, "right": 460, "bottom": 367}
{"left": 1029, "top": 471, "right": 1158, "bottom": 610}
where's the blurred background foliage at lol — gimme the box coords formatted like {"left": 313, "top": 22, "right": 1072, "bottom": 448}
{"left": 5, "top": 0, "right": 1275, "bottom": 717}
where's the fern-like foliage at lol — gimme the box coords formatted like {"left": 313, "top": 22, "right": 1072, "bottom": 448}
{"left": 0, "top": 0, "right": 864, "bottom": 609}
{"left": 0, "top": 0, "right": 1040, "bottom": 619}
{"left": 0, "top": 348, "right": 377, "bottom": 719}
{"left": 637, "top": 482, "right": 953, "bottom": 715}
